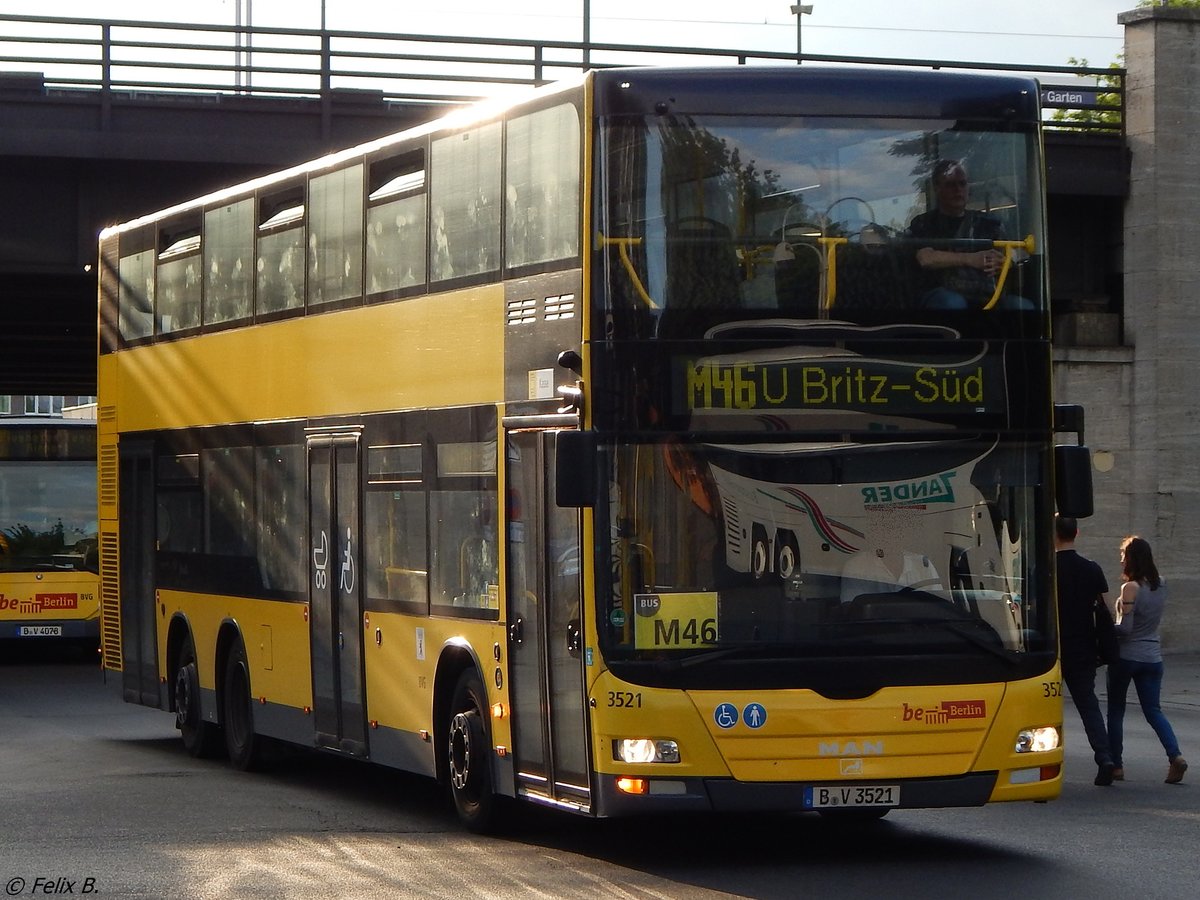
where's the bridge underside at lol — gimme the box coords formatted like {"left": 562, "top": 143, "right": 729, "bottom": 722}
{"left": 0, "top": 89, "right": 440, "bottom": 396}
{"left": 0, "top": 273, "right": 95, "bottom": 396}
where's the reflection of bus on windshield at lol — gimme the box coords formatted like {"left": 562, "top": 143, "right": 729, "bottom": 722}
{"left": 704, "top": 439, "right": 1026, "bottom": 652}
{"left": 0, "top": 398, "right": 100, "bottom": 645}
{"left": 99, "top": 65, "right": 1092, "bottom": 832}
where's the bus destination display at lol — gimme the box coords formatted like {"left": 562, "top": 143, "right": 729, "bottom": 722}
{"left": 676, "top": 354, "right": 1005, "bottom": 418}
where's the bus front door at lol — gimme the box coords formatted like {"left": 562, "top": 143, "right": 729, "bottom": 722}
{"left": 506, "top": 431, "right": 591, "bottom": 812}
{"left": 308, "top": 432, "right": 367, "bottom": 756}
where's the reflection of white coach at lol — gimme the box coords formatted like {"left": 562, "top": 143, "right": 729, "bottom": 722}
{"left": 708, "top": 447, "right": 863, "bottom": 584}
{"left": 707, "top": 441, "right": 1026, "bottom": 649}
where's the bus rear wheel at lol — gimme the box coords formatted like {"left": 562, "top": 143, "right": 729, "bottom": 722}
{"left": 222, "top": 639, "right": 264, "bottom": 771}
{"left": 447, "top": 669, "right": 496, "bottom": 832}
{"left": 175, "top": 635, "right": 222, "bottom": 758}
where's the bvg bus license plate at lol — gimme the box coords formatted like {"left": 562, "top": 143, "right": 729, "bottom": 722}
{"left": 17, "top": 625, "right": 63, "bottom": 637}
{"left": 804, "top": 785, "right": 899, "bottom": 809}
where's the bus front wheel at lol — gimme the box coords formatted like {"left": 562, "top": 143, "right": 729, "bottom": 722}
{"left": 175, "top": 635, "right": 222, "bottom": 758}
{"left": 447, "top": 669, "right": 496, "bottom": 832}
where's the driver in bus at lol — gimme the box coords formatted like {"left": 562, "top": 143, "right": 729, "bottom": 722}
{"left": 907, "top": 159, "right": 1028, "bottom": 310}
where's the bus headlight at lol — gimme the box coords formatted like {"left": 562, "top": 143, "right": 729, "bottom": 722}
{"left": 614, "top": 739, "right": 681, "bottom": 764}
{"left": 1015, "top": 726, "right": 1060, "bottom": 753}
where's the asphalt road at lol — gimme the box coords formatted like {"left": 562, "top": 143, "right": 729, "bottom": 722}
{"left": 2, "top": 644, "right": 1198, "bottom": 899}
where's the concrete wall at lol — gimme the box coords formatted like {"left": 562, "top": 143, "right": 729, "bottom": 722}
{"left": 1055, "top": 6, "right": 1200, "bottom": 651}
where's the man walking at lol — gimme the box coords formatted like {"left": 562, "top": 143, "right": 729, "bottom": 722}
{"left": 1055, "top": 515, "right": 1116, "bottom": 786}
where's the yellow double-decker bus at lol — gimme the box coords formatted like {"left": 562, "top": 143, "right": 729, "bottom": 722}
{"left": 99, "top": 65, "right": 1093, "bottom": 829}
{"left": 1, "top": 397, "right": 99, "bottom": 647}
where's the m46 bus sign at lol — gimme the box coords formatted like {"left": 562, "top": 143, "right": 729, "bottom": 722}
{"left": 634, "top": 592, "right": 719, "bottom": 650}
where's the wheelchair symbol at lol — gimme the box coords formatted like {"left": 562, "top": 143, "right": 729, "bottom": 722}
{"left": 714, "top": 703, "right": 739, "bottom": 729}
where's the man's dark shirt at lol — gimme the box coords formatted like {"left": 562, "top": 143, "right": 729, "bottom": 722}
{"left": 1056, "top": 548, "right": 1110, "bottom": 666}
{"left": 907, "top": 209, "right": 1003, "bottom": 298}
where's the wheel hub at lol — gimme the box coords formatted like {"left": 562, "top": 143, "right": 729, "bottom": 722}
{"left": 449, "top": 712, "right": 474, "bottom": 790}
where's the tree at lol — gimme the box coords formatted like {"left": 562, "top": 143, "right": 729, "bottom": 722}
{"left": 1052, "top": 2, "right": 1200, "bottom": 130}
{"left": 1050, "top": 57, "right": 1123, "bottom": 131}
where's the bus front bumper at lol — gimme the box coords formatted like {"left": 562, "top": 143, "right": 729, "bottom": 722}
{"left": 594, "top": 771, "right": 1003, "bottom": 817}
{"left": 3, "top": 619, "right": 100, "bottom": 640}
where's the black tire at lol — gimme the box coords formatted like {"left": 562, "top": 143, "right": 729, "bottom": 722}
{"left": 222, "top": 639, "right": 263, "bottom": 771}
{"left": 175, "top": 635, "right": 222, "bottom": 758}
{"left": 447, "top": 669, "right": 496, "bottom": 832}
{"left": 750, "top": 526, "right": 771, "bottom": 583}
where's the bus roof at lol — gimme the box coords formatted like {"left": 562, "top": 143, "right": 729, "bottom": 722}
{"left": 592, "top": 65, "right": 1042, "bottom": 121}
{"left": 100, "top": 64, "right": 1040, "bottom": 238}
{"left": 99, "top": 70, "right": 588, "bottom": 239}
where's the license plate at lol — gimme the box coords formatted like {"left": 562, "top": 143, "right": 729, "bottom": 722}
{"left": 804, "top": 784, "right": 899, "bottom": 809}
{"left": 16, "top": 625, "right": 63, "bottom": 637}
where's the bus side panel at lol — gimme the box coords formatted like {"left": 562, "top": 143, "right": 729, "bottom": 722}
{"left": 362, "top": 611, "right": 510, "bottom": 779}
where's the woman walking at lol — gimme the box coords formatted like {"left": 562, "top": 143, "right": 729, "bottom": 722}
{"left": 1107, "top": 536, "right": 1187, "bottom": 784}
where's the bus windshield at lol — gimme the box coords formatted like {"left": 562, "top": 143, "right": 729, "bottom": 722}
{"left": 596, "top": 437, "right": 1052, "bottom": 688}
{"left": 0, "top": 459, "right": 98, "bottom": 573}
{"left": 598, "top": 114, "right": 1045, "bottom": 332}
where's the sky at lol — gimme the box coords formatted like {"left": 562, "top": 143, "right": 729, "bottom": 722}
{"left": 0, "top": 1, "right": 1135, "bottom": 70}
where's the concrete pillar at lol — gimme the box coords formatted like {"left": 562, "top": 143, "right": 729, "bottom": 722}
{"left": 1117, "top": 5, "right": 1200, "bottom": 648}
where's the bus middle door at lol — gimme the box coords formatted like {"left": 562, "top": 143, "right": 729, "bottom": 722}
{"left": 308, "top": 431, "right": 368, "bottom": 756}
{"left": 505, "top": 429, "right": 591, "bottom": 812}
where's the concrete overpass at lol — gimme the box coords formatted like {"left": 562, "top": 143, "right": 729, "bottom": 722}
{"left": 0, "top": 13, "right": 1128, "bottom": 395}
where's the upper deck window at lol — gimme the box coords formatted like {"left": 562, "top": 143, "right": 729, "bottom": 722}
{"left": 505, "top": 102, "right": 581, "bottom": 271}
{"left": 203, "top": 198, "right": 254, "bottom": 326}
{"left": 309, "top": 164, "right": 364, "bottom": 307}
{"left": 430, "top": 122, "right": 501, "bottom": 283}
{"left": 597, "top": 115, "right": 1045, "bottom": 335}
{"left": 157, "top": 218, "right": 202, "bottom": 334}
{"left": 366, "top": 150, "right": 427, "bottom": 298}
{"left": 118, "top": 248, "right": 155, "bottom": 343}
{"left": 256, "top": 185, "right": 306, "bottom": 317}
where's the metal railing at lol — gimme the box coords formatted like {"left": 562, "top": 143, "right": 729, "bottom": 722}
{"left": 0, "top": 13, "right": 1123, "bottom": 132}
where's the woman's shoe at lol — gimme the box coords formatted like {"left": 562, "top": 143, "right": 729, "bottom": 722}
{"left": 1111, "top": 767, "right": 1124, "bottom": 781}
{"left": 1166, "top": 757, "right": 1188, "bottom": 784}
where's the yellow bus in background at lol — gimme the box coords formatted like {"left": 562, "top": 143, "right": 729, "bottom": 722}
{"left": 98, "top": 66, "right": 1092, "bottom": 830}
{"left": 1, "top": 397, "right": 99, "bottom": 647}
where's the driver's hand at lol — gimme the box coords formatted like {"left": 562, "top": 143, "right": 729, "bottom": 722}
{"left": 976, "top": 249, "right": 1003, "bottom": 275}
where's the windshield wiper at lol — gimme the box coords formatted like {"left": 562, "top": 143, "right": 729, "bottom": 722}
{"left": 654, "top": 642, "right": 791, "bottom": 672}
{"left": 923, "top": 619, "right": 1018, "bottom": 665}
